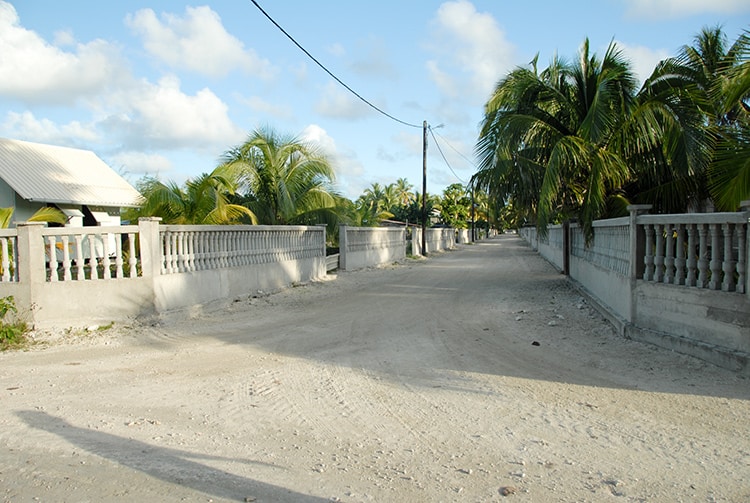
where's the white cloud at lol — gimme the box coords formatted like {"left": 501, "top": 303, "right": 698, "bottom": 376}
{"left": 427, "top": 0, "right": 515, "bottom": 103}
{"left": 617, "top": 41, "right": 672, "bottom": 85}
{"left": 240, "top": 95, "right": 294, "bottom": 121}
{"left": 314, "top": 81, "right": 372, "bottom": 120}
{"left": 109, "top": 151, "right": 173, "bottom": 176}
{"left": 301, "top": 124, "right": 365, "bottom": 193}
{"left": 103, "top": 75, "right": 245, "bottom": 151}
{"left": 0, "top": 1, "right": 124, "bottom": 104}
{"left": 623, "top": 0, "right": 750, "bottom": 19}
{"left": 1, "top": 111, "right": 99, "bottom": 145}
{"left": 126, "top": 6, "right": 276, "bottom": 79}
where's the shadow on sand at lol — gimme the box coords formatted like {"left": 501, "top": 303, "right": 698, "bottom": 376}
{"left": 16, "top": 410, "right": 329, "bottom": 502}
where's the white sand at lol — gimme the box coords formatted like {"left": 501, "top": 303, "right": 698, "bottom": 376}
{"left": 1, "top": 235, "right": 748, "bottom": 502}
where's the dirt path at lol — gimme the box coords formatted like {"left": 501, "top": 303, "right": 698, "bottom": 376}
{"left": 1, "top": 235, "right": 748, "bottom": 502}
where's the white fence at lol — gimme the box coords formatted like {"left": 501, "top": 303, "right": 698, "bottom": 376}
{"left": 520, "top": 204, "right": 750, "bottom": 373}
{"left": 0, "top": 219, "right": 326, "bottom": 328}
{"left": 339, "top": 225, "right": 406, "bottom": 271}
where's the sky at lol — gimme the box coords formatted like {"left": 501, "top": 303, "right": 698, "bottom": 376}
{"left": 1, "top": 1, "right": 749, "bottom": 200}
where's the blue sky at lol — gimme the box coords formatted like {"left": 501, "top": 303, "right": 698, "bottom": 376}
{"left": 1, "top": 1, "right": 749, "bottom": 200}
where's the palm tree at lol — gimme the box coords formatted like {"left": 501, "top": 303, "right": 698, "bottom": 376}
{"left": 626, "top": 25, "right": 746, "bottom": 212}
{"left": 0, "top": 207, "right": 67, "bottom": 228}
{"left": 438, "top": 183, "right": 471, "bottom": 228}
{"left": 477, "top": 38, "right": 708, "bottom": 240}
{"left": 477, "top": 40, "right": 639, "bottom": 238}
{"left": 393, "top": 178, "right": 415, "bottom": 207}
{"left": 220, "top": 127, "right": 340, "bottom": 225}
{"left": 358, "top": 183, "right": 388, "bottom": 214}
{"left": 128, "top": 170, "right": 256, "bottom": 225}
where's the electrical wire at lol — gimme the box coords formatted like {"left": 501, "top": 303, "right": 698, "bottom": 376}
{"left": 432, "top": 129, "right": 478, "bottom": 170}
{"left": 428, "top": 126, "right": 466, "bottom": 184}
{"left": 249, "top": 0, "right": 423, "bottom": 129}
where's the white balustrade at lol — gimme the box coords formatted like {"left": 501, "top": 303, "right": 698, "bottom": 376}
{"left": 640, "top": 215, "right": 748, "bottom": 293}
{"left": 41, "top": 226, "right": 140, "bottom": 282}
{"left": 158, "top": 225, "right": 325, "bottom": 275}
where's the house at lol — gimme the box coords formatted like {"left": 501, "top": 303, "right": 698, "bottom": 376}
{"left": 0, "top": 137, "right": 143, "bottom": 227}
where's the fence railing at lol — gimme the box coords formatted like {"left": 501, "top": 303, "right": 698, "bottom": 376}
{"left": 0, "top": 229, "right": 18, "bottom": 282}
{"left": 42, "top": 226, "right": 140, "bottom": 282}
{"left": 519, "top": 203, "right": 750, "bottom": 373}
{"left": 639, "top": 214, "right": 747, "bottom": 293}
{"left": 159, "top": 225, "right": 324, "bottom": 274}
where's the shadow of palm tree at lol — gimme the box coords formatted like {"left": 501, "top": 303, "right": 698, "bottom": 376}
{"left": 16, "top": 410, "right": 329, "bottom": 502}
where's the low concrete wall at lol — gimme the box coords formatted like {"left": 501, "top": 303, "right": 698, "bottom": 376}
{"left": 519, "top": 205, "right": 750, "bottom": 374}
{"left": 339, "top": 225, "right": 406, "bottom": 271}
{"left": 0, "top": 220, "right": 327, "bottom": 328}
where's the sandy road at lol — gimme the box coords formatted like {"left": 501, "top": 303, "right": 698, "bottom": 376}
{"left": 0, "top": 234, "right": 748, "bottom": 502}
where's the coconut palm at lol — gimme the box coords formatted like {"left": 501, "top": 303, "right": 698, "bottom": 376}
{"left": 220, "top": 127, "right": 340, "bottom": 225}
{"left": 0, "top": 207, "right": 67, "bottom": 228}
{"left": 129, "top": 169, "right": 256, "bottom": 225}
{"left": 625, "top": 26, "right": 747, "bottom": 212}
{"left": 477, "top": 40, "right": 640, "bottom": 239}
{"left": 477, "top": 38, "right": 711, "bottom": 240}
{"left": 392, "top": 178, "right": 415, "bottom": 207}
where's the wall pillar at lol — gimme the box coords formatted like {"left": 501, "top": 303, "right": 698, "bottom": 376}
{"left": 138, "top": 217, "right": 162, "bottom": 278}
{"left": 627, "top": 205, "right": 652, "bottom": 323}
{"left": 741, "top": 201, "right": 750, "bottom": 299}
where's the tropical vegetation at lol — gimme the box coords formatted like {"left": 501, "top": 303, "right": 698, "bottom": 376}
{"left": 475, "top": 26, "right": 749, "bottom": 240}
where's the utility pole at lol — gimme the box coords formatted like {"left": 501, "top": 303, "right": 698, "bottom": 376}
{"left": 421, "top": 120, "right": 427, "bottom": 256}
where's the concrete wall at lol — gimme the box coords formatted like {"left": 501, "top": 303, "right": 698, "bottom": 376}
{"left": 519, "top": 205, "right": 750, "bottom": 374}
{"left": 339, "top": 225, "right": 406, "bottom": 271}
{"left": 0, "top": 220, "right": 327, "bottom": 328}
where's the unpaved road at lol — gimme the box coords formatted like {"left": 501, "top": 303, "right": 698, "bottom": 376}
{"left": 1, "top": 235, "right": 748, "bottom": 502}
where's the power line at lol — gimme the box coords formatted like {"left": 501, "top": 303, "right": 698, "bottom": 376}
{"left": 428, "top": 127, "right": 465, "bottom": 184}
{"left": 249, "top": 0, "right": 423, "bottom": 129}
{"left": 432, "top": 129, "right": 478, "bottom": 169}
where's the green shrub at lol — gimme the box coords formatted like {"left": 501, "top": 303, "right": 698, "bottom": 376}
{"left": 0, "top": 296, "right": 28, "bottom": 350}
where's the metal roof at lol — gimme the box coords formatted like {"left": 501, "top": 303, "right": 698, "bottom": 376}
{"left": 0, "top": 138, "right": 144, "bottom": 208}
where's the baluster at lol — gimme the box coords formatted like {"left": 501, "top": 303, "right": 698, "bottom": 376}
{"left": 61, "top": 236, "right": 71, "bottom": 281}
{"left": 184, "top": 231, "right": 191, "bottom": 272}
{"left": 708, "top": 224, "right": 722, "bottom": 290}
{"left": 653, "top": 224, "right": 665, "bottom": 282}
{"left": 88, "top": 235, "right": 99, "bottom": 280}
{"left": 128, "top": 233, "right": 138, "bottom": 278}
{"left": 102, "top": 234, "right": 112, "bottom": 279}
{"left": 685, "top": 224, "right": 697, "bottom": 287}
{"left": 47, "top": 236, "right": 58, "bottom": 282}
{"left": 673, "top": 224, "right": 685, "bottom": 285}
{"left": 74, "top": 235, "right": 84, "bottom": 280}
{"left": 159, "top": 232, "right": 168, "bottom": 274}
{"left": 737, "top": 223, "right": 747, "bottom": 294}
{"left": 643, "top": 224, "right": 654, "bottom": 280}
{"left": 664, "top": 224, "right": 675, "bottom": 283}
{"left": 198, "top": 231, "right": 207, "bottom": 270}
{"left": 721, "top": 223, "right": 736, "bottom": 292}
{"left": 177, "top": 231, "right": 186, "bottom": 272}
{"left": 697, "top": 225, "right": 709, "bottom": 288}
{"left": 115, "top": 234, "right": 124, "bottom": 278}
{"left": 185, "top": 231, "right": 192, "bottom": 271}
{"left": 1, "top": 237, "right": 9, "bottom": 282}
{"left": 170, "top": 232, "right": 179, "bottom": 273}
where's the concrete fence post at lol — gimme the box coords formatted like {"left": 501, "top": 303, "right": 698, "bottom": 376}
{"left": 138, "top": 217, "right": 162, "bottom": 278}
{"left": 339, "top": 225, "right": 348, "bottom": 270}
{"left": 741, "top": 200, "right": 750, "bottom": 299}
{"left": 15, "top": 222, "right": 46, "bottom": 327}
{"left": 15, "top": 222, "right": 46, "bottom": 285}
{"left": 627, "top": 205, "right": 652, "bottom": 323}
{"left": 412, "top": 227, "right": 422, "bottom": 256}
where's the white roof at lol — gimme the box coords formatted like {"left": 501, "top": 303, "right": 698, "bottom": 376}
{"left": 0, "top": 138, "right": 143, "bottom": 208}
